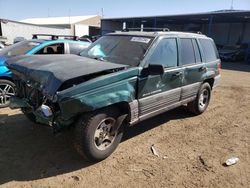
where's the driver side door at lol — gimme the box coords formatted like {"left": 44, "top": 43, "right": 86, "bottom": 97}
{"left": 137, "top": 38, "right": 183, "bottom": 120}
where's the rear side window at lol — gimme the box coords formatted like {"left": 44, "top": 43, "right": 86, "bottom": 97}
{"left": 35, "top": 43, "right": 64, "bottom": 55}
{"left": 69, "top": 43, "right": 89, "bottom": 55}
{"left": 148, "top": 38, "right": 177, "bottom": 68}
{"left": 179, "top": 39, "right": 196, "bottom": 66}
{"left": 199, "top": 39, "right": 218, "bottom": 62}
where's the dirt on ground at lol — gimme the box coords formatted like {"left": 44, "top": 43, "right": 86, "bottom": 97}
{"left": 0, "top": 63, "right": 250, "bottom": 188}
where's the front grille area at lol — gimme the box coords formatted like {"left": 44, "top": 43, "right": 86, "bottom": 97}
{"left": 15, "top": 80, "right": 44, "bottom": 109}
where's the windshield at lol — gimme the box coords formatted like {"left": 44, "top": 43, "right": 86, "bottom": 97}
{"left": 80, "top": 35, "right": 153, "bottom": 66}
{"left": 0, "top": 40, "right": 41, "bottom": 57}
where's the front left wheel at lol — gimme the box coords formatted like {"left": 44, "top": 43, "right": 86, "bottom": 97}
{"left": 74, "top": 107, "right": 124, "bottom": 162}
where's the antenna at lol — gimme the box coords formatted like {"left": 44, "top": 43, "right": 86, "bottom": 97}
{"left": 230, "top": 0, "right": 234, "bottom": 10}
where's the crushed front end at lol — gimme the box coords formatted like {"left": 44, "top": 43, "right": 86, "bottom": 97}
{"left": 10, "top": 77, "right": 66, "bottom": 133}
{"left": 6, "top": 55, "right": 128, "bottom": 133}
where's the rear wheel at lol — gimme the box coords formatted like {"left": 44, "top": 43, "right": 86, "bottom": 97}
{"left": 74, "top": 107, "right": 124, "bottom": 162}
{"left": 0, "top": 79, "right": 15, "bottom": 108}
{"left": 187, "top": 82, "right": 211, "bottom": 115}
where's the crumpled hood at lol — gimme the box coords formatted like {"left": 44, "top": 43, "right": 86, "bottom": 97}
{"left": 6, "top": 55, "right": 127, "bottom": 96}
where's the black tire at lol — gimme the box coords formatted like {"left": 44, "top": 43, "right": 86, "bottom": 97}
{"left": 21, "top": 108, "right": 37, "bottom": 123}
{"left": 187, "top": 82, "right": 211, "bottom": 115}
{"left": 0, "top": 79, "right": 15, "bottom": 108}
{"left": 74, "top": 106, "right": 124, "bottom": 162}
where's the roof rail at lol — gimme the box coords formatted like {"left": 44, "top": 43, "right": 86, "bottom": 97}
{"left": 123, "top": 27, "right": 170, "bottom": 32}
{"left": 32, "top": 34, "right": 80, "bottom": 41}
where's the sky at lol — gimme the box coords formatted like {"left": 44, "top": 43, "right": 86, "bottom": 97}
{"left": 0, "top": 0, "right": 250, "bottom": 21}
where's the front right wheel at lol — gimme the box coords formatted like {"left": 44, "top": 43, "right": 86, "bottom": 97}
{"left": 0, "top": 79, "right": 15, "bottom": 108}
{"left": 74, "top": 107, "right": 124, "bottom": 162}
{"left": 187, "top": 82, "right": 211, "bottom": 115}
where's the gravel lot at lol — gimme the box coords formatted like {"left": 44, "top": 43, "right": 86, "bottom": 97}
{"left": 0, "top": 62, "right": 250, "bottom": 188}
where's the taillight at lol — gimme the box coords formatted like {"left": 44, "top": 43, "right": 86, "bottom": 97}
{"left": 218, "top": 62, "right": 221, "bottom": 74}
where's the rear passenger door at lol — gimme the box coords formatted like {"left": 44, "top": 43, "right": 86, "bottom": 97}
{"left": 138, "top": 38, "right": 184, "bottom": 119}
{"left": 179, "top": 38, "right": 204, "bottom": 100}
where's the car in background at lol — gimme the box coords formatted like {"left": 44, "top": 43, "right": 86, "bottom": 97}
{"left": 0, "top": 35, "right": 91, "bottom": 108}
{"left": 13, "top": 37, "right": 26, "bottom": 44}
{"left": 218, "top": 44, "right": 248, "bottom": 62}
{"left": 0, "top": 42, "right": 4, "bottom": 51}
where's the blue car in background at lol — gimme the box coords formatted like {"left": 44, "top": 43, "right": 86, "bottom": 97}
{"left": 0, "top": 36, "right": 90, "bottom": 107}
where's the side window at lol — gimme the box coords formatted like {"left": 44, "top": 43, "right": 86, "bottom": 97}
{"left": 192, "top": 39, "right": 202, "bottom": 63}
{"left": 69, "top": 43, "right": 89, "bottom": 55}
{"left": 179, "top": 38, "right": 196, "bottom": 66}
{"left": 35, "top": 43, "right": 64, "bottom": 55}
{"left": 148, "top": 38, "right": 177, "bottom": 68}
{"left": 199, "top": 39, "right": 218, "bottom": 62}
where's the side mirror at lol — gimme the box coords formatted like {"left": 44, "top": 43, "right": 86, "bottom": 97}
{"left": 148, "top": 64, "right": 165, "bottom": 75}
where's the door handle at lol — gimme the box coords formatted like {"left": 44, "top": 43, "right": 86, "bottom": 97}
{"left": 199, "top": 66, "right": 207, "bottom": 72}
{"left": 173, "top": 72, "right": 183, "bottom": 77}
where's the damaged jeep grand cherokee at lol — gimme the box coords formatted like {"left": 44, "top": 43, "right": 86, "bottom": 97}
{"left": 7, "top": 31, "right": 221, "bottom": 162}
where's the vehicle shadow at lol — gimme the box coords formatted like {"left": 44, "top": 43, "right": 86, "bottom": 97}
{"left": 0, "top": 113, "right": 93, "bottom": 184}
{"left": 122, "top": 106, "right": 194, "bottom": 142}
{"left": 222, "top": 61, "right": 250, "bottom": 72}
{"left": 0, "top": 106, "right": 194, "bottom": 184}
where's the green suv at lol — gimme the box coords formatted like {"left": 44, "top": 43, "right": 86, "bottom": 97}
{"left": 7, "top": 31, "right": 221, "bottom": 162}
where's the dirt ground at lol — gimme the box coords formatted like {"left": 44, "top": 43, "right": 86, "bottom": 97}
{"left": 0, "top": 62, "right": 250, "bottom": 188}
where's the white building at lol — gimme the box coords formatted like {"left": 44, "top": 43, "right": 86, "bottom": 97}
{"left": 21, "top": 15, "right": 101, "bottom": 37}
{"left": 0, "top": 15, "right": 101, "bottom": 44}
{"left": 0, "top": 19, "right": 71, "bottom": 44}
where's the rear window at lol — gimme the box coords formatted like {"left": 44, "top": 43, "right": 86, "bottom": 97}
{"left": 199, "top": 39, "right": 218, "bottom": 62}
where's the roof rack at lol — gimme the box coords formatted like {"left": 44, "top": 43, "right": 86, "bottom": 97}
{"left": 123, "top": 27, "right": 170, "bottom": 32}
{"left": 183, "top": 31, "right": 203, "bottom": 35}
{"left": 32, "top": 34, "right": 80, "bottom": 41}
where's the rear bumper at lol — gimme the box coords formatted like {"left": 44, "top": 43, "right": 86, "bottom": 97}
{"left": 213, "top": 75, "right": 221, "bottom": 89}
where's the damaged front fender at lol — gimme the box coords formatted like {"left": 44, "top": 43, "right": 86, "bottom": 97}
{"left": 56, "top": 68, "right": 139, "bottom": 120}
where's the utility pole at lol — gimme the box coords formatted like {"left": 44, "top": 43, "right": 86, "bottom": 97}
{"left": 101, "top": 8, "right": 104, "bottom": 18}
{"left": 68, "top": 8, "right": 71, "bottom": 25}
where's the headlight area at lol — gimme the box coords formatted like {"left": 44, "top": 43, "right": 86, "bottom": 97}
{"left": 35, "top": 101, "right": 76, "bottom": 134}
